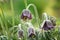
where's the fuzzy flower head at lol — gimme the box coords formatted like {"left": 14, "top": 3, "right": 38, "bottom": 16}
{"left": 26, "top": 22, "right": 36, "bottom": 38}
{"left": 18, "top": 30, "right": 24, "bottom": 38}
{"left": 27, "top": 23, "right": 36, "bottom": 38}
{"left": 18, "top": 24, "right": 24, "bottom": 38}
{"left": 21, "top": 9, "right": 32, "bottom": 21}
{"left": 41, "top": 20, "right": 54, "bottom": 30}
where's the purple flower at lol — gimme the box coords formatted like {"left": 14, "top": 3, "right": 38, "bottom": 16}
{"left": 28, "top": 27, "right": 36, "bottom": 38}
{"left": 21, "top": 9, "right": 32, "bottom": 20}
{"left": 42, "top": 20, "right": 54, "bottom": 30}
{"left": 18, "top": 30, "right": 24, "bottom": 38}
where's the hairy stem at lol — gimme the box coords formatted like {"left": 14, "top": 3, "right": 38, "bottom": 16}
{"left": 10, "top": 0, "right": 15, "bottom": 26}
{"left": 43, "top": 12, "right": 48, "bottom": 20}
{"left": 26, "top": 4, "right": 39, "bottom": 27}
{"left": 24, "top": 0, "right": 27, "bottom": 8}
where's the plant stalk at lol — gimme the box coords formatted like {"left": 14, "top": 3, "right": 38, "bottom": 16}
{"left": 26, "top": 4, "right": 39, "bottom": 27}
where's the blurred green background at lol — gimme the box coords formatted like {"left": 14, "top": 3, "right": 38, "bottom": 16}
{"left": 0, "top": 0, "right": 60, "bottom": 17}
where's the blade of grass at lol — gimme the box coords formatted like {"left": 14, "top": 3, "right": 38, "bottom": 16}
{"left": 10, "top": 0, "right": 15, "bottom": 26}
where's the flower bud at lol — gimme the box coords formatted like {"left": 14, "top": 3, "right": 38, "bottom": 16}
{"left": 50, "top": 16, "right": 56, "bottom": 26}
{"left": 18, "top": 30, "right": 24, "bottom": 38}
{"left": 42, "top": 20, "right": 54, "bottom": 30}
{"left": 18, "top": 24, "right": 24, "bottom": 38}
{"left": 28, "top": 26, "right": 36, "bottom": 38}
{"left": 21, "top": 9, "right": 32, "bottom": 20}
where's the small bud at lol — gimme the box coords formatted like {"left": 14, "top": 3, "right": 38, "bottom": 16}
{"left": 18, "top": 30, "right": 24, "bottom": 38}
{"left": 28, "top": 26, "right": 36, "bottom": 38}
{"left": 42, "top": 20, "right": 54, "bottom": 30}
{"left": 18, "top": 24, "right": 24, "bottom": 38}
{"left": 50, "top": 16, "right": 56, "bottom": 26}
{"left": 21, "top": 9, "right": 32, "bottom": 20}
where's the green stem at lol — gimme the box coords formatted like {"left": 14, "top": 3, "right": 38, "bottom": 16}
{"left": 26, "top": 4, "right": 39, "bottom": 27}
{"left": 0, "top": 8, "right": 5, "bottom": 34}
{"left": 43, "top": 12, "right": 48, "bottom": 20}
{"left": 10, "top": 0, "right": 15, "bottom": 40}
{"left": 0, "top": 18, "right": 5, "bottom": 35}
{"left": 10, "top": 0, "right": 15, "bottom": 26}
{"left": 24, "top": 0, "right": 27, "bottom": 8}
{"left": 0, "top": 8, "right": 8, "bottom": 36}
